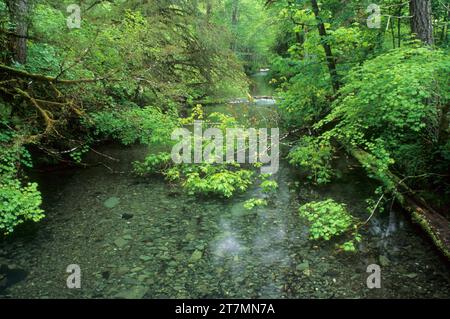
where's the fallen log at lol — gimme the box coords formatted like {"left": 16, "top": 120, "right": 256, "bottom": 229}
{"left": 348, "top": 146, "right": 450, "bottom": 260}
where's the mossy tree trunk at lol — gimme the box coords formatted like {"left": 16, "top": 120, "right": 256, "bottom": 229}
{"left": 349, "top": 147, "right": 450, "bottom": 261}
{"left": 310, "top": 0, "right": 340, "bottom": 93}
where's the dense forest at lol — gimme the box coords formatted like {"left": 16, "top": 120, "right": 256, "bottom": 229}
{"left": 0, "top": 0, "right": 449, "bottom": 299}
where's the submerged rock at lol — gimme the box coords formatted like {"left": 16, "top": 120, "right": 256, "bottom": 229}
{"left": 296, "top": 261, "right": 310, "bottom": 272}
{"left": 190, "top": 250, "right": 203, "bottom": 262}
{"left": 139, "top": 255, "right": 152, "bottom": 262}
{"left": 116, "top": 266, "right": 130, "bottom": 276}
{"left": 113, "top": 238, "right": 128, "bottom": 248}
{"left": 114, "top": 286, "right": 148, "bottom": 299}
{"left": 104, "top": 197, "right": 120, "bottom": 209}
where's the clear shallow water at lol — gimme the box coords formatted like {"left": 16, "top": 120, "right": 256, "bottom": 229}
{"left": 0, "top": 74, "right": 449, "bottom": 299}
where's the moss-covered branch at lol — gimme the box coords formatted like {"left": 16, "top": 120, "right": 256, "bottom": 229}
{"left": 348, "top": 146, "right": 450, "bottom": 260}
{"left": 0, "top": 63, "right": 118, "bottom": 84}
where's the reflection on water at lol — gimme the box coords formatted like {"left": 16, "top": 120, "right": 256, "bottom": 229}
{"left": 212, "top": 222, "right": 242, "bottom": 258}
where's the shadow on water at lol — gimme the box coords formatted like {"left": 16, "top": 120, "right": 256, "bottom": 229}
{"left": 0, "top": 72, "right": 449, "bottom": 298}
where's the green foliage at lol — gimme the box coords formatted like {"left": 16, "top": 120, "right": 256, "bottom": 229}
{"left": 69, "top": 144, "right": 90, "bottom": 164}
{"left": 275, "top": 3, "right": 449, "bottom": 209}
{"left": 244, "top": 198, "right": 268, "bottom": 210}
{"left": 134, "top": 152, "right": 173, "bottom": 175}
{"left": 182, "top": 165, "right": 254, "bottom": 198}
{"left": 0, "top": 126, "right": 32, "bottom": 176}
{"left": 0, "top": 180, "right": 44, "bottom": 235}
{"left": 90, "top": 106, "right": 177, "bottom": 146}
{"left": 317, "top": 47, "right": 449, "bottom": 189}
{"left": 288, "top": 137, "right": 334, "bottom": 184}
{"left": 339, "top": 239, "right": 360, "bottom": 253}
{"left": 135, "top": 111, "right": 255, "bottom": 198}
{"left": 276, "top": 64, "right": 331, "bottom": 128}
{"left": 321, "top": 47, "right": 448, "bottom": 140}
{"left": 298, "top": 199, "right": 354, "bottom": 241}
{"left": 26, "top": 43, "right": 61, "bottom": 75}
{"left": 260, "top": 180, "right": 278, "bottom": 193}
{"left": 149, "top": 161, "right": 254, "bottom": 198}
{"left": 215, "top": 0, "right": 278, "bottom": 72}
{"left": 0, "top": 121, "right": 44, "bottom": 234}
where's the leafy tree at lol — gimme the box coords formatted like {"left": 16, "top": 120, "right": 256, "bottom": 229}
{"left": 0, "top": 0, "right": 254, "bottom": 232}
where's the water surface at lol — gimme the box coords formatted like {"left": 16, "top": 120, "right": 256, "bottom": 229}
{"left": 0, "top": 73, "right": 449, "bottom": 299}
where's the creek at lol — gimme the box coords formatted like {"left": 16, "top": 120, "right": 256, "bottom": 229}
{"left": 0, "top": 72, "right": 448, "bottom": 298}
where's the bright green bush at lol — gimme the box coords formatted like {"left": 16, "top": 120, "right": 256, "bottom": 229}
{"left": 0, "top": 121, "right": 44, "bottom": 234}
{"left": 288, "top": 136, "right": 334, "bottom": 184}
{"left": 276, "top": 60, "right": 331, "bottom": 129}
{"left": 244, "top": 198, "right": 268, "bottom": 210}
{"left": 136, "top": 155, "right": 255, "bottom": 198}
{"left": 134, "top": 110, "right": 257, "bottom": 198}
{"left": 0, "top": 180, "right": 44, "bottom": 234}
{"left": 134, "top": 152, "right": 173, "bottom": 175}
{"left": 298, "top": 199, "right": 354, "bottom": 241}
{"left": 260, "top": 180, "right": 278, "bottom": 193}
{"left": 317, "top": 47, "right": 449, "bottom": 188}
{"left": 90, "top": 106, "right": 177, "bottom": 146}
{"left": 183, "top": 165, "right": 254, "bottom": 198}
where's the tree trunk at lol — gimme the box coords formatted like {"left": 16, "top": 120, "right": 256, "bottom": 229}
{"left": 410, "top": 0, "right": 434, "bottom": 45}
{"left": 206, "top": 0, "right": 213, "bottom": 18}
{"left": 6, "top": 0, "right": 30, "bottom": 64}
{"left": 231, "top": 0, "right": 239, "bottom": 51}
{"left": 310, "top": 0, "right": 340, "bottom": 93}
{"left": 397, "top": 3, "right": 405, "bottom": 48}
{"left": 349, "top": 147, "right": 450, "bottom": 261}
{"left": 231, "top": 0, "right": 239, "bottom": 25}
{"left": 437, "top": 102, "right": 449, "bottom": 146}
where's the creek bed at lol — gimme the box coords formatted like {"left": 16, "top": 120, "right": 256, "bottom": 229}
{"left": 0, "top": 74, "right": 449, "bottom": 299}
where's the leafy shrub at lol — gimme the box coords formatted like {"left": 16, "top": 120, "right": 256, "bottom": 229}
{"left": 260, "top": 180, "right": 278, "bottom": 193}
{"left": 288, "top": 136, "right": 334, "bottom": 184}
{"left": 91, "top": 106, "right": 177, "bottom": 146}
{"left": 244, "top": 198, "right": 268, "bottom": 210}
{"left": 277, "top": 62, "right": 331, "bottom": 129}
{"left": 134, "top": 152, "right": 173, "bottom": 175}
{"left": 69, "top": 144, "right": 91, "bottom": 164}
{"left": 317, "top": 47, "right": 449, "bottom": 189}
{"left": 183, "top": 165, "right": 254, "bottom": 198}
{"left": 298, "top": 199, "right": 354, "bottom": 241}
{"left": 135, "top": 110, "right": 257, "bottom": 198}
{"left": 339, "top": 240, "right": 359, "bottom": 253}
{"left": 0, "top": 180, "right": 44, "bottom": 234}
{"left": 0, "top": 122, "right": 44, "bottom": 234}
